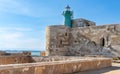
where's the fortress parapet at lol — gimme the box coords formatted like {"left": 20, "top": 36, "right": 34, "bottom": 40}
{"left": 46, "top": 24, "right": 120, "bottom": 57}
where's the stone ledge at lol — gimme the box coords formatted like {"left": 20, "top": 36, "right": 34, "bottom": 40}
{"left": 0, "top": 58, "right": 112, "bottom": 74}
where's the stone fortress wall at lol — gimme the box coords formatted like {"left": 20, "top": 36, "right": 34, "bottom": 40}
{"left": 46, "top": 22, "right": 120, "bottom": 57}
{"left": 0, "top": 51, "right": 33, "bottom": 65}
{"left": 0, "top": 6, "right": 117, "bottom": 74}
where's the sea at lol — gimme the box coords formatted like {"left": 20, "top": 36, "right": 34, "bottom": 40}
{"left": 4, "top": 50, "right": 42, "bottom": 56}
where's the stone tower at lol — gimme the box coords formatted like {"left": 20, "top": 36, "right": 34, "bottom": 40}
{"left": 62, "top": 5, "right": 73, "bottom": 28}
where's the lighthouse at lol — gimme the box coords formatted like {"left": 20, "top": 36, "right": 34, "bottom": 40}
{"left": 62, "top": 5, "right": 73, "bottom": 28}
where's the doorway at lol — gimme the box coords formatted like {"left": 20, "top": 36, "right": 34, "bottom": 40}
{"left": 100, "top": 38, "right": 105, "bottom": 46}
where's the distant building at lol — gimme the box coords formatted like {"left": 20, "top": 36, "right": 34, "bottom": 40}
{"left": 72, "top": 18, "right": 96, "bottom": 27}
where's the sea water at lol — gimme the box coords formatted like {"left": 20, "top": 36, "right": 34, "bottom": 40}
{"left": 6, "top": 50, "right": 41, "bottom": 56}
{"left": 31, "top": 51, "right": 40, "bottom": 56}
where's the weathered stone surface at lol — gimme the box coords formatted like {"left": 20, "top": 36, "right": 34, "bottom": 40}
{"left": 0, "top": 51, "right": 6, "bottom": 55}
{"left": 46, "top": 24, "right": 120, "bottom": 57}
{"left": 0, "top": 58, "right": 112, "bottom": 74}
{"left": 0, "top": 56, "right": 33, "bottom": 65}
{"left": 0, "top": 51, "right": 31, "bottom": 56}
{"left": 40, "top": 51, "right": 46, "bottom": 56}
{"left": 72, "top": 18, "right": 96, "bottom": 27}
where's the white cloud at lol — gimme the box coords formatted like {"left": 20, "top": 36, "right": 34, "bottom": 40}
{"left": 0, "top": 27, "right": 45, "bottom": 50}
{"left": 0, "top": 32, "right": 23, "bottom": 41}
{"left": 0, "top": 27, "right": 33, "bottom": 32}
{"left": 0, "top": 0, "right": 47, "bottom": 50}
{"left": 14, "top": 28, "right": 33, "bottom": 32}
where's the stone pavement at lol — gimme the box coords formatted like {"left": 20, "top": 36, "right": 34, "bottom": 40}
{"left": 75, "top": 63, "right": 120, "bottom": 74}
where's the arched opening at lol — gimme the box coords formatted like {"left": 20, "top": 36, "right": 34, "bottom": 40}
{"left": 100, "top": 38, "right": 105, "bottom": 46}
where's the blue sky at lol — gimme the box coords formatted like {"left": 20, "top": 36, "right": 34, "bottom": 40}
{"left": 0, "top": 0, "right": 120, "bottom": 50}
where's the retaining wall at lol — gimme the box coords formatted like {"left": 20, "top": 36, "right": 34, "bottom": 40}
{"left": 0, "top": 58, "right": 112, "bottom": 74}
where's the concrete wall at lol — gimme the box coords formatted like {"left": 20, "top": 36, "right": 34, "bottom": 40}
{"left": 46, "top": 24, "right": 120, "bottom": 56}
{"left": 0, "top": 58, "right": 112, "bottom": 74}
